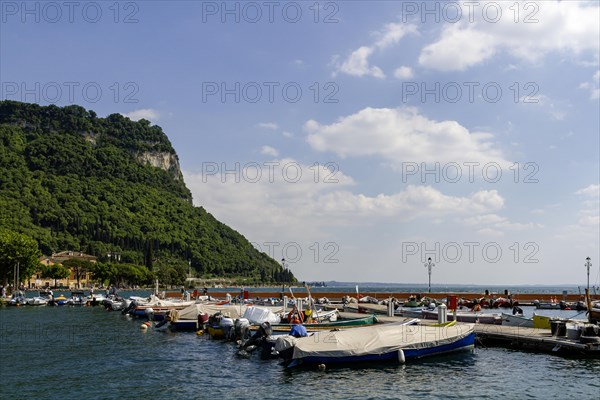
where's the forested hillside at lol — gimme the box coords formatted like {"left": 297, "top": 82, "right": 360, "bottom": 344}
{"left": 0, "top": 101, "right": 294, "bottom": 284}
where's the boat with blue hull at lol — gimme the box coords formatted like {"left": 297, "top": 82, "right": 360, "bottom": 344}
{"left": 278, "top": 322, "right": 475, "bottom": 368}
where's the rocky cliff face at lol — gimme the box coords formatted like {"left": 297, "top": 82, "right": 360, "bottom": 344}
{"left": 137, "top": 151, "right": 182, "bottom": 181}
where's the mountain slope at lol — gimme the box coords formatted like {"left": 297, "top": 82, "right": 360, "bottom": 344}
{"left": 0, "top": 101, "right": 294, "bottom": 283}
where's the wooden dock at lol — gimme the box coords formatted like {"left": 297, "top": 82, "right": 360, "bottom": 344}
{"left": 337, "top": 311, "right": 600, "bottom": 356}
{"left": 474, "top": 325, "right": 600, "bottom": 355}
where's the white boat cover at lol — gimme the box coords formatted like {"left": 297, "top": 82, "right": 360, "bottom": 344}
{"left": 274, "top": 335, "right": 300, "bottom": 352}
{"left": 243, "top": 306, "right": 281, "bottom": 324}
{"left": 292, "top": 323, "right": 474, "bottom": 360}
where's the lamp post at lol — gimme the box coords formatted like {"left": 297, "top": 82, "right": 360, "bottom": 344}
{"left": 424, "top": 257, "right": 435, "bottom": 293}
{"left": 585, "top": 257, "right": 592, "bottom": 296}
{"left": 281, "top": 258, "right": 288, "bottom": 283}
{"left": 280, "top": 258, "right": 288, "bottom": 299}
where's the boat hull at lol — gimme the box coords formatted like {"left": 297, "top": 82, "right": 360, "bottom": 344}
{"left": 207, "top": 325, "right": 226, "bottom": 339}
{"left": 290, "top": 333, "right": 475, "bottom": 367}
{"left": 172, "top": 320, "right": 199, "bottom": 331}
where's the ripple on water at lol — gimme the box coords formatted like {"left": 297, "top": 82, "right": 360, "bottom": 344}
{"left": 1, "top": 307, "right": 599, "bottom": 400}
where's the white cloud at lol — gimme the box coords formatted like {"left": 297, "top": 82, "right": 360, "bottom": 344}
{"left": 337, "top": 46, "right": 385, "bottom": 78}
{"left": 476, "top": 227, "right": 505, "bottom": 238}
{"left": 282, "top": 131, "right": 294, "bottom": 138}
{"left": 333, "top": 23, "right": 417, "bottom": 78}
{"left": 317, "top": 186, "right": 504, "bottom": 218}
{"left": 522, "top": 94, "right": 568, "bottom": 121}
{"left": 576, "top": 184, "right": 600, "bottom": 197}
{"left": 260, "top": 145, "right": 279, "bottom": 157}
{"left": 393, "top": 66, "right": 414, "bottom": 79}
{"left": 257, "top": 122, "right": 278, "bottom": 130}
{"left": 305, "top": 106, "right": 507, "bottom": 167}
{"left": 419, "top": 1, "right": 600, "bottom": 71}
{"left": 579, "top": 71, "right": 600, "bottom": 100}
{"left": 184, "top": 161, "right": 504, "bottom": 250}
{"left": 419, "top": 26, "right": 496, "bottom": 71}
{"left": 571, "top": 184, "right": 600, "bottom": 232}
{"left": 462, "top": 213, "right": 541, "bottom": 232}
{"left": 122, "top": 108, "right": 159, "bottom": 122}
{"left": 463, "top": 214, "right": 506, "bottom": 226}
{"left": 374, "top": 23, "right": 415, "bottom": 49}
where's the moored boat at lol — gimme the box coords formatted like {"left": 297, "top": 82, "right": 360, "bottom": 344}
{"left": 501, "top": 313, "right": 534, "bottom": 328}
{"left": 262, "top": 314, "right": 379, "bottom": 333}
{"left": 26, "top": 296, "right": 49, "bottom": 306}
{"left": 422, "top": 309, "right": 501, "bottom": 325}
{"left": 533, "top": 300, "right": 561, "bottom": 309}
{"left": 278, "top": 322, "right": 475, "bottom": 368}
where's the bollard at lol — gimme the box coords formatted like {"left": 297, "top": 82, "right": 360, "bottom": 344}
{"left": 438, "top": 303, "right": 447, "bottom": 324}
{"left": 283, "top": 296, "right": 288, "bottom": 314}
{"left": 387, "top": 299, "right": 394, "bottom": 317}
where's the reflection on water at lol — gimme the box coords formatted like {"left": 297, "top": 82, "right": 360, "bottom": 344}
{"left": 1, "top": 307, "right": 598, "bottom": 400}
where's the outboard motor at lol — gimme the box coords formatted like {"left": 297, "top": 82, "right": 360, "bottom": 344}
{"left": 232, "top": 318, "right": 251, "bottom": 341}
{"left": 121, "top": 299, "right": 138, "bottom": 315}
{"left": 220, "top": 316, "right": 234, "bottom": 339}
{"left": 512, "top": 305, "right": 523, "bottom": 315}
{"left": 145, "top": 307, "right": 155, "bottom": 321}
{"left": 559, "top": 300, "right": 567, "bottom": 310}
{"left": 240, "top": 322, "right": 273, "bottom": 354}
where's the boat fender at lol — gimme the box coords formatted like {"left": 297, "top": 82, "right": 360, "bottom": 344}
{"left": 140, "top": 323, "right": 150, "bottom": 330}
{"left": 397, "top": 349, "right": 405, "bottom": 364}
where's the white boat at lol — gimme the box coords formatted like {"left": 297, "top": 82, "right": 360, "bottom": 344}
{"left": 243, "top": 306, "right": 281, "bottom": 324}
{"left": 86, "top": 293, "right": 106, "bottom": 304}
{"left": 26, "top": 296, "right": 48, "bottom": 306}
{"left": 277, "top": 322, "right": 475, "bottom": 368}
{"left": 66, "top": 291, "right": 87, "bottom": 306}
{"left": 395, "top": 307, "right": 425, "bottom": 318}
{"left": 422, "top": 308, "right": 502, "bottom": 325}
{"left": 501, "top": 313, "right": 534, "bottom": 328}
{"left": 533, "top": 300, "right": 561, "bottom": 309}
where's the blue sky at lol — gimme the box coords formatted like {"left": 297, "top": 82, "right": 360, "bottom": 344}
{"left": 2, "top": 1, "right": 599, "bottom": 285}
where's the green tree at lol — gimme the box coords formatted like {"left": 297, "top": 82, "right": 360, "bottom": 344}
{"left": 0, "top": 101, "right": 294, "bottom": 285}
{"left": 90, "top": 262, "right": 116, "bottom": 286}
{"left": 41, "top": 264, "right": 70, "bottom": 287}
{"left": 0, "top": 229, "right": 42, "bottom": 286}
{"left": 62, "top": 259, "right": 93, "bottom": 289}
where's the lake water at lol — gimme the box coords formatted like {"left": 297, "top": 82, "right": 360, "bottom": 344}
{"left": 1, "top": 304, "right": 598, "bottom": 399}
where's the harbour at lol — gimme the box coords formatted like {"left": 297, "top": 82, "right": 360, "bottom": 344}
{"left": 1, "top": 293, "right": 599, "bottom": 400}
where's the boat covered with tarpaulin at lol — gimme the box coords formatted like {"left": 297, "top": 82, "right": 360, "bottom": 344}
{"left": 279, "top": 322, "right": 475, "bottom": 368}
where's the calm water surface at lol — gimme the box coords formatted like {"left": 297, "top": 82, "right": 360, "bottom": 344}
{"left": 1, "top": 306, "right": 598, "bottom": 400}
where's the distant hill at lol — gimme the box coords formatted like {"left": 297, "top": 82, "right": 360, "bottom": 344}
{"left": 0, "top": 101, "right": 294, "bottom": 284}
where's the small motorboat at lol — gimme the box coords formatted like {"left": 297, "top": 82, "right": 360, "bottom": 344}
{"left": 66, "top": 291, "right": 87, "bottom": 306}
{"left": 26, "top": 296, "right": 49, "bottom": 306}
{"left": 261, "top": 314, "right": 380, "bottom": 333}
{"left": 422, "top": 308, "right": 502, "bottom": 325}
{"left": 533, "top": 300, "right": 561, "bottom": 309}
{"left": 277, "top": 322, "right": 475, "bottom": 368}
{"left": 501, "top": 313, "right": 534, "bottom": 328}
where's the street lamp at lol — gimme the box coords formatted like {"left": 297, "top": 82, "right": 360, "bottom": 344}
{"left": 424, "top": 257, "right": 435, "bottom": 293}
{"left": 281, "top": 258, "right": 288, "bottom": 282}
{"left": 585, "top": 257, "right": 592, "bottom": 295}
